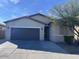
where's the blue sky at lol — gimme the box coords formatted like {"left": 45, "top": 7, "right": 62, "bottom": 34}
{"left": 0, "top": 0, "right": 66, "bottom": 22}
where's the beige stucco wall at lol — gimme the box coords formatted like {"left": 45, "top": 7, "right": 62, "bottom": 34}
{"left": 49, "top": 22, "right": 74, "bottom": 43}
{"left": 5, "top": 18, "right": 45, "bottom": 41}
{"left": 31, "top": 15, "right": 52, "bottom": 24}
{"left": 50, "top": 23, "right": 64, "bottom": 43}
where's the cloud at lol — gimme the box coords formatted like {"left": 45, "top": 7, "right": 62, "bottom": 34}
{"left": 9, "top": 0, "right": 20, "bottom": 4}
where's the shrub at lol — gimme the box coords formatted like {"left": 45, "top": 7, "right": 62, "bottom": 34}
{"left": 64, "top": 36, "right": 74, "bottom": 45}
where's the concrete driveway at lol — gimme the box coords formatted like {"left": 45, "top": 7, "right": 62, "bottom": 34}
{"left": 0, "top": 41, "right": 79, "bottom": 59}
{"left": 10, "top": 40, "right": 66, "bottom": 53}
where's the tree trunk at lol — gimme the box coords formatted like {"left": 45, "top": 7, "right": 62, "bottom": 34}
{"left": 64, "top": 25, "right": 79, "bottom": 45}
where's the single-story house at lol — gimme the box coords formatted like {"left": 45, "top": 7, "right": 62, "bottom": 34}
{"left": 4, "top": 13, "right": 73, "bottom": 43}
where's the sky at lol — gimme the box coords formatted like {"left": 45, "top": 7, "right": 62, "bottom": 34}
{"left": 0, "top": 0, "right": 66, "bottom": 23}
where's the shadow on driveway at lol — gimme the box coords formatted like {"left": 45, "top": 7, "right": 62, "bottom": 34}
{"left": 10, "top": 40, "right": 67, "bottom": 53}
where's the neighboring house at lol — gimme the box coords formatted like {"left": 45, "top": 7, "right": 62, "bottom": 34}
{"left": 0, "top": 24, "right": 5, "bottom": 39}
{"left": 4, "top": 13, "right": 69, "bottom": 43}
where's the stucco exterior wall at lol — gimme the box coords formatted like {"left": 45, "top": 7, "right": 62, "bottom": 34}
{"left": 5, "top": 18, "right": 45, "bottom": 41}
{"left": 50, "top": 22, "right": 74, "bottom": 43}
{"left": 31, "top": 15, "right": 52, "bottom": 24}
{"left": 50, "top": 23, "right": 64, "bottom": 43}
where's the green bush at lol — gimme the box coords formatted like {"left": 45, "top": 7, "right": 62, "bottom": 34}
{"left": 64, "top": 36, "right": 74, "bottom": 45}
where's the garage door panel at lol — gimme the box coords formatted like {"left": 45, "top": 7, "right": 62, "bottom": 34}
{"left": 11, "top": 28, "right": 40, "bottom": 40}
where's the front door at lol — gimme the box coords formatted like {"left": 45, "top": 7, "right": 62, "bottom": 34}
{"left": 44, "top": 26, "right": 49, "bottom": 41}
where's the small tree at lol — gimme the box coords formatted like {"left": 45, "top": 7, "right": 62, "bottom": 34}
{"left": 49, "top": 0, "right": 79, "bottom": 44}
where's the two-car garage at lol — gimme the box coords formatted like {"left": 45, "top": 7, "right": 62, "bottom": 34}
{"left": 11, "top": 28, "right": 40, "bottom": 41}
{"left": 5, "top": 17, "right": 45, "bottom": 41}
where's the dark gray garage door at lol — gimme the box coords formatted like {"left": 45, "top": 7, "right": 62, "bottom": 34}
{"left": 11, "top": 28, "right": 40, "bottom": 41}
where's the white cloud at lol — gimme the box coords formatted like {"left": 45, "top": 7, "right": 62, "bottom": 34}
{"left": 10, "top": 0, "right": 20, "bottom": 4}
